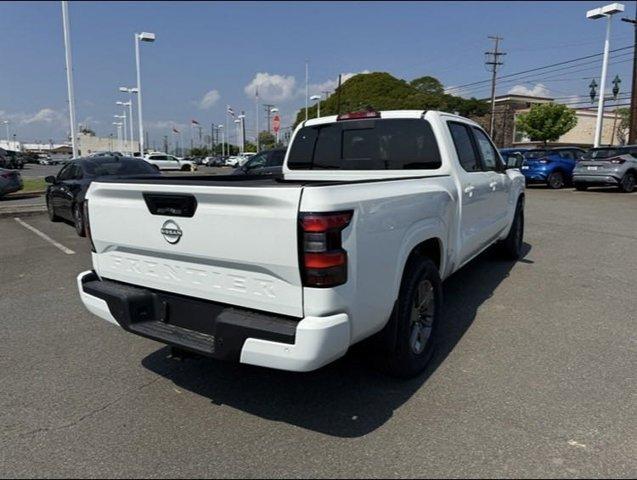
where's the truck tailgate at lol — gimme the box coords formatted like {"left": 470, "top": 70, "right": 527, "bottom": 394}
{"left": 86, "top": 180, "right": 304, "bottom": 317}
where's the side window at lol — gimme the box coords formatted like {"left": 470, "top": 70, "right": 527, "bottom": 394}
{"left": 472, "top": 127, "right": 499, "bottom": 171}
{"left": 448, "top": 122, "right": 481, "bottom": 172}
{"left": 57, "top": 164, "right": 73, "bottom": 181}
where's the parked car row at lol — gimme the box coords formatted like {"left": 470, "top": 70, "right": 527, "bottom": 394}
{"left": 500, "top": 145, "right": 637, "bottom": 193}
{"left": 0, "top": 148, "right": 25, "bottom": 169}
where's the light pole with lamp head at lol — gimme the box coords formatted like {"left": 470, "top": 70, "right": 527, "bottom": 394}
{"left": 587, "top": 3, "right": 625, "bottom": 147}
{"left": 116, "top": 101, "right": 132, "bottom": 154}
{"left": 1, "top": 120, "right": 9, "bottom": 144}
{"left": 119, "top": 86, "right": 138, "bottom": 152}
{"left": 112, "top": 122, "right": 123, "bottom": 153}
{"left": 238, "top": 114, "right": 246, "bottom": 153}
{"left": 114, "top": 114, "right": 127, "bottom": 154}
{"left": 218, "top": 125, "right": 224, "bottom": 157}
{"left": 310, "top": 95, "right": 321, "bottom": 118}
{"left": 233, "top": 119, "right": 241, "bottom": 155}
{"left": 134, "top": 32, "right": 155, "bottom": 156}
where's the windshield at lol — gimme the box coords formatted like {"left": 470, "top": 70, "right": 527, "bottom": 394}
{"left": 84, "top": 158, "right": 158, "bottom": 176}
{"left": 288, "top": 118, "right": 441, "bottom": 170}
{"left": 523, "top": 150, "right": 549, "bottom": 160}
{"left": 244, "top": 152, "right": 267, "bottom": 169}
{"left": 582, "top": 148, "right": 626, "bottom": 160}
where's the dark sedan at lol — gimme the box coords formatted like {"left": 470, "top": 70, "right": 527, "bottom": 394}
{"left": 45, "top": 156, "right": 160, "bottom": 236}
{"left": 232, "top": 148, "right": 286, "bottom": 176}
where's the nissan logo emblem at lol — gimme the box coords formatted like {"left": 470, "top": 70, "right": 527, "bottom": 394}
{"left": 161, "top": 220, "right": 182, "bottom": 244}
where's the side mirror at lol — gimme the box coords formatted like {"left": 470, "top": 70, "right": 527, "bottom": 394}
{"left": 45, "top": 175, "right": 57, "bottom": 184}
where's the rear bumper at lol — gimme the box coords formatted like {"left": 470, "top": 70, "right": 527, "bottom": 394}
{"left": 77, "top": 270, "right": 350, "bottom": 372}
{"left": 573, "top": 174, "right": 620, "bottom": 186}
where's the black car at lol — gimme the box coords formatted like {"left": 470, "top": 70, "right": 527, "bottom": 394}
{"left": 232, "top": 148, "right": 286, "bottom": 176}
{"left": 0, "top": 149, "right": 25, "bottom": 169}
{"left": 45, "top": 156, "right": 160, "bottom": 236}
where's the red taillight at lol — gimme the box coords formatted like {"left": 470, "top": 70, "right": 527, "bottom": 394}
{"left": 336, "top": 110, "right": 380, "bottom": 121}
{"left": 83, "top": 200, "right": 96, "bottom": 252}
{"left": 299, "top": 211, "right": 352, "bottom": 288}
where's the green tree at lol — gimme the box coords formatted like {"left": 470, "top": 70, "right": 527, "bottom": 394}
{"left": 515, "top": 103, "right": 577, "bottom": 146}
{"left": 410, "top": 76, "right": 444, "bottom": 95}
{"left": 259, "top": 131, "right": 277, "bottom": 149}
{"left": 293, "top": 72, "right": 488, "bottom": 126}
{"left": 615, "top": 107, "right": 630, "bottom": 145}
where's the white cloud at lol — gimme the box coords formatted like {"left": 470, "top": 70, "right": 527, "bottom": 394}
{"left": 198, "top": 89, "right": 220, "bottom": 110}
{"left": 309, "top": 71, "right": 371, "bottom": 96}
{"left": 507, "top": 83, "right": 551, "bottom": 98}
{"left": 146, "top": 120, "right": 188, "bottom": 132}
{"left": 19, "top": 108, "right": 65, "bottom": 125}
{"left": 244, "top": 73, "right": 297, "bottom": 102}
{"left": 444, "top": 85, "right": 473, "bottom": 98}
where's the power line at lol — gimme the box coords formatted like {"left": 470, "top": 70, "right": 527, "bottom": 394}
{"left": 446, "top": 45, "right": 633, "bottom": 93}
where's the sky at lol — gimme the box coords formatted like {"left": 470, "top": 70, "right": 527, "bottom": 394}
{"left": 0, "top": 1, "right": 635, "bottom": 147}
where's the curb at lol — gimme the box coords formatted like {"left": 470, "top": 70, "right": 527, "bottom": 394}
{"left": 0, "top": 205, "right": 47, "bottom": 219}
{"left": 5, "top": 190, "right": 46, "bottom": 199}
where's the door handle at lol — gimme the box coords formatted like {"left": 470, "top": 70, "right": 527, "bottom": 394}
{"left": 464, "top": 185, "right": 475, "bottom": 197}
{"left": 489, "top": 181, "right": 498, "bottom": 190}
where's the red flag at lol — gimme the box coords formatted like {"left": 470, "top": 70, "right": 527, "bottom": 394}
{"left": 191, "top": 119, "right": 200, "bottom": 125}
{"left": 172, "top": 127, "right": 180, "bottom": 134}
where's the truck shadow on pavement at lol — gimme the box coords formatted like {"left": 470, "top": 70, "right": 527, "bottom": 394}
{"left": 142, "top": 243, "right": 532, "bottom": 438}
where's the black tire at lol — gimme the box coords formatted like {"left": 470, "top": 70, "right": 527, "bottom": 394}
{"left": 619, "top": 171, "right": 635, "bottom": 193}
{"left": 73, "top": 202, "right": 86, "bottom": 237}
{"left": 499, "top": 198, "right": 524, "bottom": 260}
{"left": 46, "top": 196, "right": 60, "bottom": 222}
{"left": 574, "top": 184, "right": 588, "bottom": 191}
{"left": 547, "top": 171, "right": 565, "bottom": 189}
{"left": 383, "top": 257, "right": 442, "bottom": 378}
{"left": 181, "top": 165, "right": 192, "bottom": 172}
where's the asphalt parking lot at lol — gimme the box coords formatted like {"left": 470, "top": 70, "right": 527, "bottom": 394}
{"left": 1, "top": 187, "right": 635, "bottom": 478}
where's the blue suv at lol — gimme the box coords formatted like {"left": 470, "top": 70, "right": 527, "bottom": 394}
{"left": 501, "top": 147, "right": 586, "bottom": 189}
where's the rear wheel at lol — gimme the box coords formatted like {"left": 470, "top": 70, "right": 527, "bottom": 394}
{"left": 382, "top": 257, "right": 442, "bottom": 378}
{"left": 547, "top": 171, "right": 565, "bottom": 189}
{"left": 73, "top": 202, "right": 86, "bottom": 237}
{"left": 499, "top": 198, "right": 524, "bottom": 260}
{"left": 619, "top": 171, "right": 635, "bottom": 193}
{"left": 47, "top": 196, "right": 60, "bottom": 222}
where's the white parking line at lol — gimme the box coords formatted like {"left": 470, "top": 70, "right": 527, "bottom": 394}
{"left": 14, "top": 217, "right": 75, "bottom": 255}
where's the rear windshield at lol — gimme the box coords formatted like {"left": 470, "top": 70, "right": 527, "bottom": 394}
{"left": 523, "top": 150, "right": 549, "bottom": 159}
{"left": 287, "top": 119, "right": 442, "bottom": 170}
{"left": 84, "top": 158, "right": 157, "bottom": 176}
{"left": 582, "top": 148, "right": 629, "bottom": 160}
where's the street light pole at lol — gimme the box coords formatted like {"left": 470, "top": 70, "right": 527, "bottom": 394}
{"left": 588, "top": 3, "right": 625, "bottom": 147}
{"left": 134, "top": 32, "right": 155, "bottom": 156}
{"left": 310, "top": 95, "right": 321, "bottom": 117}
{"left": 61, "top": 1, "right": 78, "bottom": 158}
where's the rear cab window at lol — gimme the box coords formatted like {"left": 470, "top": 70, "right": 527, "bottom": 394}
{"left": 287, "top": 118, "right": 442, "bottom": 171}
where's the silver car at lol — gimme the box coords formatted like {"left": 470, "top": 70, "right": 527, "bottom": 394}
{"left": 0, "top": 168, "right": 24, "bottom": 197}
{"left": 573, "top": 146, "right": 637, "bottom": 193}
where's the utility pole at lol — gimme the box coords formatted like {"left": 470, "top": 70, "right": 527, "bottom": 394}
{"left": 485, "top": 35, "right": 506, "bottom": 139}
{"left": 622, "top": 3, "right": 637, "bottom": 143}
{"left": 263, "top": 104, "right": 275, "bottom": 133}
{"left": 163, "top": 135, "right": 168, "bottom": 153}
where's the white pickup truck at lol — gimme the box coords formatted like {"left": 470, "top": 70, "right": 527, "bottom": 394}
{"left": 77, "top": 110, "right": 525, "bottom": 377}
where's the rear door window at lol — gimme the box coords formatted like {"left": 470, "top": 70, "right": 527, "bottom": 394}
{"left": 471, "top": 127, "right": 500, "bottom": 171}
{"left": 448, "top": 122, "right": 481, "bottom": 172}
{"left": 287, "top": 118, "right": 441, "bottom": 170}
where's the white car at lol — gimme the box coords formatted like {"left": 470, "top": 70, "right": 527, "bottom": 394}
{"left": 143, "top": 152, "right": 196, "bottom": 171}
{"left": 224, "top": 156, "right": 242, "bottom": 167}
{"left": 78, "top": 110, "right": 524, "bottom": 377}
